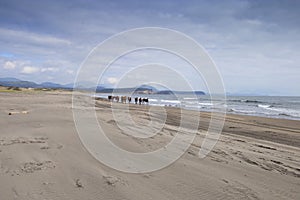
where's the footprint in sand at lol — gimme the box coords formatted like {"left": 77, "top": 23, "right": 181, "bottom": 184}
{"left": 107, "top": 119, "right": 117, "bottom": 125}
{"left": 187, "top": 149, "right": 197, "bottom": 156}
{"left": 103, "top": 175, "right": 127, "bottom": 186}
{"left": 20, "top": 161, "right": 55, "bottom": 174}
{"left": 75, "top": 178, "right": 84, "bottom": 188}
{"left": 103, "top": 175, "right": 120, "bottom": 186}
{"left": 0, "top": 137, "right": 48, "bottom": 146}
{"left": 40, "top": 146, "right": 50, "bottom": 150}
{"left": 0, "top": 137, "right": 65, "bottom": 152}
{"left": 142, "top": 174, "right": 152, "bottom": 178}
{"left": 3, "top": 160, "right": 55, "bottom": 176}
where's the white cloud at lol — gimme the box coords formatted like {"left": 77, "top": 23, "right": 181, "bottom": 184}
{"left": 245, "top": 19, "right": 262, "bottom": 26}
{"left": 0, "top": 28, "right": 71, "bottom": 46}
{"left": 3, "top": 61, "right": 16, "bottom": 69}
{"left": 21, "top": 66, "right": 40, "bottom": 74}
{"left": 66, "top": 69, "right": 74, "bottom": 74}
{"left": 41, "top": 67, "right": 59, "bottom": 72}
{"left": 107, "top": 77, "right": 118, "bottom": 84}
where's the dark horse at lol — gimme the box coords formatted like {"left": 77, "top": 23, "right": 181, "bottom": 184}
{"left": 142, "top": 98, "right": 149, "bottom": 104}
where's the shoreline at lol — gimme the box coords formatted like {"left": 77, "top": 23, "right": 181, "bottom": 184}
{"left": 94, "top": 94, "right": 300, "bottom": 121}
{"left": 95, "top": 97, "right": 300, "bottom": 148}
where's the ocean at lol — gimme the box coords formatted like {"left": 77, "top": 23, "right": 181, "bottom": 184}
{"left": 95, "top": 94, "right": 300, "bottom": 121}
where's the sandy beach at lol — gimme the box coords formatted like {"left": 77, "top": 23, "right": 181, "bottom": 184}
{"left": 0, "top": 91, "right": 299, "bottom": 200}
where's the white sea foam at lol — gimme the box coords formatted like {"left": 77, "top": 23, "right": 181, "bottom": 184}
{"left": 94, "top": 93, "right": 300, "bottom": 120}
{"left": 160, "top": 99, "right": 181, "bottom": 104}
{"left": 198, "top": 102, "right": 214, "bottom": 106}
{"left": 183, "top": 97, "right": 197, "bottom": 100}
{"left": 257, "top": 104, "right": 273, "bottom": 108}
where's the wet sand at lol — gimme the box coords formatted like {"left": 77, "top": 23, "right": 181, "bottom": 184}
{"left": 0, "top": 91, "right": 299, "bottom": 200}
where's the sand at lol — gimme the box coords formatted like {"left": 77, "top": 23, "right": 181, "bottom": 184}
{"left": 0, "top": 91, "right": 299, "bottom": 200}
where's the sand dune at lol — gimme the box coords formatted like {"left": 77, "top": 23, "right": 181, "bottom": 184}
{"left": 0, "top": 91, "right": 299, "bottom": 200}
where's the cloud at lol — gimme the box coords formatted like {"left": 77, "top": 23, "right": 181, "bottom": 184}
{"left": 0, "top": 28, "right": 71, "bottom": 46}
{"left": 21, "top": 66, "right": 39, "bottom": 74}
{"left": 0, "top": 0, "right": 299, "bottom": 95}
{"left": 66, "top": 69, "right": 74, "bottom": 74}
{"left": 107, "top": 77, "right": 118, "bottom": 84}
{"left": 41, "top": 67, "right": 59, "bottom": 72}
{"left": 3, "top": 61, "right": 16, "bottom": 69}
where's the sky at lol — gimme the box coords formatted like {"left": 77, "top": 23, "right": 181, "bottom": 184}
{"left": 0, "top": 0, "right": 299, "bottom": 95}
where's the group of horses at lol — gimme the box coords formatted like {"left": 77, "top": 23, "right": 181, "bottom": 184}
{"left": 108, "top": 95, "right": 149, "bottom": 104}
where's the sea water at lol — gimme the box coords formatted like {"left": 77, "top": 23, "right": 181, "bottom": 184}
{"left": 95, "top": 94, "right": 300, "bottom": 121}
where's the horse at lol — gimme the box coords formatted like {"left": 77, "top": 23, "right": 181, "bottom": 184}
{"left": 112, "top": 96, "right": 119, "bottom": 102}
{"left": 142, "top": 98, "right": 149, "bottom": 104}
{"left": 121, "top": 96, "right": 127, "bottom": 104}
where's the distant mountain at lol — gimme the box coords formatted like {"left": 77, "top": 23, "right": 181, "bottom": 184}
{"left": 191, "top": 91, "right": 206, "bottom": 95}
{"left": 138, "top": 84, "right": 158, "bottom": 92}
{"left": 0, "top": 77, "right": 21, "bottom": 82}
{"left": 0, "top": 77, "right": 39, "bottom": 88}
{"left": 0, "top": 77, "right": 206, "bottom": 95}
{"left": 96, "top": 86, "right": 155, "bottom": 94}
{"left": 156, "top": 90, "right": 205, "bottom": 95}
{"left": 0, "top": 77, "right": 71, "bottom": 89}
{"left": 40, "top": 82, "right": 65, "bottom": 88}
{"left": 96, "top": 85, "right": 205, "bottom": 95}
{"left": 63, "top": 83, "right": 75, "bottom": 88}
